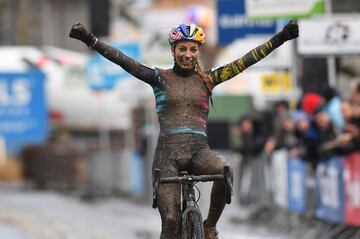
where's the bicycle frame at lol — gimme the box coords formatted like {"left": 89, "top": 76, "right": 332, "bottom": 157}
{"left": 180, "top": 172, "right": 204, "bottom": 239}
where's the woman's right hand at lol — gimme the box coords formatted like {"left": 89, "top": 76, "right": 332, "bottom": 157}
{"left": 69, "top": 22, "right": 96, "bottom": 47}
{"left": 279, "top": 20, "right": 299, "bottom": 41}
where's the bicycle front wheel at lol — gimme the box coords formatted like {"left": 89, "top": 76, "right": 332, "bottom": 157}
{"left": 182, "top": 208, "right": 204, "bottom": 239}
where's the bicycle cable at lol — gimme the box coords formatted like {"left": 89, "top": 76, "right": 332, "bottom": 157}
{"left": 193, "top": 182, "right": 201, "bottom": 204}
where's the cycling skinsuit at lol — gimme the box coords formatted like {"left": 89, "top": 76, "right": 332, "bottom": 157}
{"left": 92, "top": 33, "right": 287, "bottom": 239}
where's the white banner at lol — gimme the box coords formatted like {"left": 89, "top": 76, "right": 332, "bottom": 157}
{"left": 245, "top": 0, "right": 324, "bottom": 19}
{"left": 298, "top": 16, "right": 360, "bottom": 55}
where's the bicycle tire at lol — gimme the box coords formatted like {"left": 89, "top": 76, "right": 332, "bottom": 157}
{"left": 191, "top": 210, "right": 204, "bottom": 239}
{"left": 181, "top": 208, "right": 204, "bottom": 239}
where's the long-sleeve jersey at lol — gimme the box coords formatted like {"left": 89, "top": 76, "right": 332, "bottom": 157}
{"left": 93, "top": 33, "right": 287, "bottom": 137}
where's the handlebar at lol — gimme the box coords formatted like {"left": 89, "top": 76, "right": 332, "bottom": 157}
{"left": 152, "top": 165, "right": 233, "bottom": 208}
{"left": 159, "top": 174, "right": 225, "bottom": 184}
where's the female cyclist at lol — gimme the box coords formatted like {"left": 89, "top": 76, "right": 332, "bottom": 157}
{"left": 69, "top": 21, "right": 298, "bottom": 239}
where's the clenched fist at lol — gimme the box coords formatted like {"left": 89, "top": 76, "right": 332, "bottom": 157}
{"left": 69, "top": 22, "right": 97, "bottom": 47}
{"left": 279, "top": 20, "right": 299, "bottom": 41}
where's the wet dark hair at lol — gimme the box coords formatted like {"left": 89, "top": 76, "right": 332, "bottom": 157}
{"left": 274, "top": 100, "right": 289, "bottom": 111}
{"left": 194, "top": 61, "right": 212, "bottom": 89}
{"left": 237, "top": 115, "right": 252, "bottom": 126}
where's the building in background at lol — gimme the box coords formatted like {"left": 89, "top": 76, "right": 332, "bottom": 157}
{"left": 0, "top": 0, "right": 89, "bottom": 51}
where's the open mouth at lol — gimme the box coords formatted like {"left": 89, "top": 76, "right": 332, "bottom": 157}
{"left": 181, "top": 61, "right": 193, "bottom": 66}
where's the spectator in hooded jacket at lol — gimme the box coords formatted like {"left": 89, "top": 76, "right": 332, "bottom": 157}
{"left": 321, "top": 86, "right": 344, "bottom": 133}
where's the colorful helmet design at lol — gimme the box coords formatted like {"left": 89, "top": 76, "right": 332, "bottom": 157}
{"left": 168, "top": 23, "right": 205, "bottom": 45}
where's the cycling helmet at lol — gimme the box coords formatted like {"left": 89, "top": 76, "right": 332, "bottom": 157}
{"left": 168, "top": 23, "right": 205, "bottom": 45}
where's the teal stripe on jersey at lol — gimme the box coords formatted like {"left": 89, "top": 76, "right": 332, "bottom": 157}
{"left": 153, "top": 86, "right": 166, "bottom": 113}
{"left": 156, "top": 94, "right": 166, "bottom": 102}
{"left": 156, "top": 104, "right": 166, "bottom": 113}
{"left": 160, "top": 127, "right": 207, "bottom": 137}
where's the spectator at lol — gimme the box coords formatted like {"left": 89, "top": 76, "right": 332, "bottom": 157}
{"left": 293, "top": 111, "right": 320, "bottom": 169}
{"left": 321, "top": 86, "right": 344, "bottom": 133}
{"left": 314, "top": 110, "right": 337, "bottom": 159}
{"left": 334, "top": 99, "right": 360, "bottom": 153}
{"left": 351, "top": 81, "right": 360, "bottom": 120}
{"left": 301, "top": 92, "right": 324, "bottom": 116}
{"left": 264, "top": 100, "right": 291, "bottom": 155}
{"left": 234, "top": 115, "right": 266, "bottom": 205}
{"left": 235, "top": 116, "right": 265, "bottom": 159}
{"left": 275, "top": 113, "right": 298, "bottom": 151}
{"left": 351, "top": 80, "right": 360, "bottom": 106}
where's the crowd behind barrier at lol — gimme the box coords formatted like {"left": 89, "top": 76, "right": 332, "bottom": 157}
{"left": 233, "top": 82, "right": 360, "bottom": 238}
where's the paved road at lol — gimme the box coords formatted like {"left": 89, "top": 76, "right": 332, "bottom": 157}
{"left": 0, "top": 183, "right": 289, "bottom": 239}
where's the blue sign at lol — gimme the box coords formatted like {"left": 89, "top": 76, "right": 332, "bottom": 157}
{"left": 87, "top": 43, "right": 141, "bottom": 90}
{"left": 130, "top": 150, "right": 144, "bottom": 194}
{"left": 315, "top": 156, "right": 345, "bottom": 223}
{"left": 0, "top": 70, "right": 48, "bottom": 154}
{"left": 217, "top": 0, "right": 277, "bottom": 45}
{"left": 287, "top": 157, "right": 307, "bottom": 213}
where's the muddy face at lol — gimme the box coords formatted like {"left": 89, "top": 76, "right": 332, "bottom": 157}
{"left": 171, "top": 41, "right": 200, "bottom": 71}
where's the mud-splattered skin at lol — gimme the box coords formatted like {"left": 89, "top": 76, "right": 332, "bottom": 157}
{"left": 93, "top": 33, "right": 287, "bottom": 238}
{"left": 94, "top": 35, "right": 283, "bottom": 137}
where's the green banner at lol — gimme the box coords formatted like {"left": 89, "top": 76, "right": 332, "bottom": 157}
{"left": 208, "top": 95, "right": 253, "bottom": 123}
{"left": 245, "top": 0, "right": 325, "bottom": 20}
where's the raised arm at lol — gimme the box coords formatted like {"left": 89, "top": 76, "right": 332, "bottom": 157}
{"left": 209, "top": 21, "right": 299, "bottom": 87}
{"left": 69, "top": 23, "right": 156, "bottom": 85}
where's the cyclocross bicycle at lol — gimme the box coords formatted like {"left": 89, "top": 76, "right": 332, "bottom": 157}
{"left": 152, "top": 165, "right": 233, "bottom": 239}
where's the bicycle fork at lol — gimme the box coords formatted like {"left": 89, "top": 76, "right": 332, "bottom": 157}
{"left": 181, "top": 182, "right": 204, "bottom": 239}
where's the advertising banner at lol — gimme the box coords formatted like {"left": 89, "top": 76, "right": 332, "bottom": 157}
{"left": 0, "top": 137, "right": 5, "bottom": 165}
{"left": 315, "top": 156, "right": 345, "bottom": 223}
{"left": 287, "top": 157, "right": 307, "bottom": 213}
{"left": 260, "top": 72, "right": 291, "bottom": 93}
{"left": 245, "top": 0, "right": 324, "bottom": 19}
{"left": 271, "top": 149, "right": 288, "bottom": 208}
{"left": 298, "top": 16, "right": 360, "bottom": 55}
{"left": 344, "top": 152, "right": 360, "bottom": 226}
{"left": 0, "top": 70, "right": 48, "bottom": 154}
{"left": 130, "top": 150, "right": 144, "bottom": 194}
{"left": 87, "top": 43, "right": 140, "bottom": 90}
{"left": 217, "top": 0, "right": 276, "bottom": 45}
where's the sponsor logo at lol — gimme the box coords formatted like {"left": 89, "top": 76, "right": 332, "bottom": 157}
{"left": 325, "top": 22, "right": 350, "bottom": 44}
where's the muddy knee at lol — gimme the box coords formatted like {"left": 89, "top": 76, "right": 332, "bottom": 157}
{"left": 192, "top": 149, "right": 227, "bottom": 175}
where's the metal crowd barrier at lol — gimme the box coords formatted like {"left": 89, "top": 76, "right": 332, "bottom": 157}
{"left": 234, "top": 149, "right": 360, "bottom": 239}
